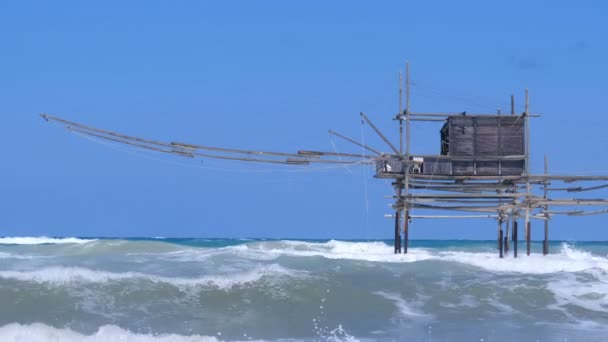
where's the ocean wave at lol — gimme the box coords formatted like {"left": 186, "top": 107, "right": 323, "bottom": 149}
{"left": 0, "top": 264, "right": 305, "bottom": 290}
{"left": 0, "top": 323, "right": 219, "bottom": 342}
{"left": 0, "top": 252, "right": 50, "bottom": 260}
{"left": 437, "top": 243, "right": 608, "bottom": 274}
{"left": 192, "top": 240, "right": 436, "bottom": 264}
{"left": 0, "top": 237, "right": 95, "bottom": 245}
{"left": 152, "top": 240, "right": 608, "bottom": 275}
{"left": 373, "top": 291, "right": 431, "bottom": 319}
{"left": 5, "top": 238, "right": 608, "bottom": 276}
{"left": 547, "top": 271, "right": 608, "bottom": 313}
{"left": 0, "top": 322, "right": 360, "bottom": 342}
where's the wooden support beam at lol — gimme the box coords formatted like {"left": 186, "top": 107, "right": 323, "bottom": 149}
{"left": 543, "top": 154, "right": 549, "bottom": 256}
{"left": 511, "top": 94, "right": 515, "bottom": 115}
{"left": 505, "top": 216, "right": 511, "bottom": 253}
{"left": 513, "top": 220, "right": 518, "bottom": 258}
{"left": 529, "top": 175, "right": 608, "bottom": 182}
{"left": 403, "top": 61, "right": 411, "bottom": 255}
{"left": 409, "top": 214, "right": 498, "bottom": 219}
{"left": 406, "top": 154, "right": 526, "bottom": 161}
{"left": 524, "top": 88, "right": 531, "bottom": 257}
{"left": 394, "top": 211, "right": 402, "bottom": 254}
{"left": 498, "top": 220, "right": 504, "bottom": 259}
{"left": 526, "top": 221, "right": 531, "bottom": 256}
{"left": 544, "top": 219, "right": 549, "bottom": 255}
{"left": 405, "top": 193, "right": 527, "bottom": 199}
{"left": 360, "top": 112, "right": 400, "bottom": 155}
{"left": 328, "top": 130, "right": 381, "bottom": 156}
{"left": 409, "top": 118, "right": 446, "bottom": 122}
{"left": 398, "top": 70, "right": 403, "bottom": 154}
{"left": 532, "top": 199, "right": 608, "bottom": 206}
{"left": 403, "top": 210, "right": 409, "bottom": 254}
{"left": 406, "top": 112, "right": 541, "bottom": 118}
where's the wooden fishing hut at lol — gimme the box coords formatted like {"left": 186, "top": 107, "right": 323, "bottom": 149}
{"left": 378, "top": 63, "right": 608, "bottom": 258}
{"left": 41, "top": 62, "right": 608, "bottom": 258}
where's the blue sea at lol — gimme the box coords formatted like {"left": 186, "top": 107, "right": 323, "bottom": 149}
{"left": 1, "top": 237, "right": 607, "bottom": 341}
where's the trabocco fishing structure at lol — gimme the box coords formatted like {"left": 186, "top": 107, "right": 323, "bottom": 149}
{"left": 42, "top": 63, "right": 608, "bottom": 258}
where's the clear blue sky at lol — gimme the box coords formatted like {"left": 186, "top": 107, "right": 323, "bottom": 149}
{"left": 1, "top": 0, "right": 607, "bottom": 239}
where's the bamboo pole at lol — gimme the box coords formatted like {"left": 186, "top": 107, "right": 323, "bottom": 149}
{"left": 407, "top": 112, "right": 541, "bottom": 117}
{"left": 525, "top": 89, "right": 531, "bottom": 256}
{"left": 399, "top": 71, "right": 403, "bottom": 154}
{"left": 544, "top": 155, "right": 549, "bottom": 255}
{"left": 505, "top": 215, "right": 511, "bottom": 253}
{"left": 511, "top": 94, "right": 515, "bottom": 115}
{"left": 394, "top": 209, "right": 401, "bottom": 254}
{"left": 499, "top": 219, "right": 504, "bottom": 258}
{"left": 328, "top": 130, "right": 381, "bottom": 155}
{"left": 403, "top": 61, "right": 411, "bottom": 254}
{"left": 396, "top": 180, "right": 403, "bottom": 254}
{"left": 527, "top": 221, "right": 531, "bottom": 256}
{"left": 404, "top": 210, "right": 409, "bottom": 253}
{"left": 360, "top": 112, "right": 400, "bottom": 155}
{"left": 513, "top": 220, "right": 518, "bottom": 258}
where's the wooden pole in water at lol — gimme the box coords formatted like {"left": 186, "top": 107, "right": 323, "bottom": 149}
{"left": 404, "top": 211, "right": 409, "bottom": 253}
{"left": 504, "top": 215, "right": 511, "bottom": 253}
{"left": 524, "top": 89, "right": 531, "bottom": 256}
{"left": 403, "top": 61, "right": 411, "bottom": 254}
{"left": 395, "top": 181, "right": 402, "bottom": 254}
{"left": 394, "top": 210, "right": 402, "bottom": 254}
{"left": 543, "top": 219, "right": 549, "bottom": 255}
{"left": 497, "top": 216, "right": 502, "bottom": 250}
{"left": 526, "top": 221, "right": 531, "bottom": 256}
{"left": 543, "top": 155, "right": 549, "bottom": 255}
{"left": 513, "top": 220, "right": 518, "bottom": 258}
{"left": 498, "top": 219, "right": 504, "bottom": 258}
{"left": 399, "top": 71, "right": 403, "bottom": 154}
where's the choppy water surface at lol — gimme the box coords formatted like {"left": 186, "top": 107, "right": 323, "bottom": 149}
{"left": 1, "top": 237, "right": 607, "bottom": 341}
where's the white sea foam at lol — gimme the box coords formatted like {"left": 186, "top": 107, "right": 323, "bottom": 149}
{"left": 141, "top": 240, "right": 434, "bottom": 264}
{"left": 0, "top": 252, "right": 49, "bottom": 260}
{"left": 437, "top": 243, "right": 608, "bottom": 274}
{"left": 0, "top": 237, "right": 95, "bottom": 245}
{"left": 225, "top": 240, "right": 435, "bottom": 263}
{"left": 547, "top": 272, "right": 608, "bottom": 313}
{"left": 139, "top": 240, "right": 608, "bottom": 278}
{"left": 0, "top": 323, "right": 219, "bottom": 342}
{"left": 373, "top": 291, "right": 431, "bottom": 319}
{"left": 148, "top": 240, "right": 608, "bottom": 274}
{"left": 0, "top": 264, "right": 304, "bottom": 290}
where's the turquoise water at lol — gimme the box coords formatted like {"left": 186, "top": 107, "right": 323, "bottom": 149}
{"left": 1, "top": 237, "right": 607, "bottom": 341}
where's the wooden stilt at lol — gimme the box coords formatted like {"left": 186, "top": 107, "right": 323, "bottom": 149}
{"left": 498, "top": 220, "right": 504, "bottom": 258}
{"left": 403, "top": 61, "right": 411, "bottom": 255}
{"left": 504, "top": 216, "right": 510, "bottom": 253}
{"left": 526, "top": 221, "right": 531, "bottom": 256}
{"left": 513, "top": 221, "right": 518, "bottom": 258}
{"left": 394, "top": 211, "right": 401, "bottom": 254}
{"left": 497, "top": 219, "right": 502, "bottom": 250}
{"left": 543, "top": 155, "right": 549, "bottom": 256}
{"left": 403, "top": 211, "right": 409, "bottom": 254}
{"left": 543, "top": 220, "right": 549, "bottom": 255}
{"left": 524, "top": 88, "right": 531, "bottom": 257}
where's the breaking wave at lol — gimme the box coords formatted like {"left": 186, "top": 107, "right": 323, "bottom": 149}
{"left": 0, "top": 236, "right": 95, "bottom": 245}
{"left": 2, "top": 238, "right": 608, "bottom": 340}
{"left": 0, "top": 264, "right": 305, "bottom": 290}
{"left": 0, "top": 323, "right": 219, "bottom": 342}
